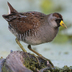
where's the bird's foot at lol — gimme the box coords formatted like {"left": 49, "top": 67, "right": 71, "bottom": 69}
{"left": 38, "top": 55, "right": 54, "bottom": 67}
{"left": 28, "top": 45, "right": 54, "bottom": 67}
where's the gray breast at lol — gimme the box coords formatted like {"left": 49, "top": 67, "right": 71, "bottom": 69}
{"left": 36, "top": 25, "right": 58, "bottom": 43}
{"left": 24, "top": 25, "right": 58, "bottom": 45}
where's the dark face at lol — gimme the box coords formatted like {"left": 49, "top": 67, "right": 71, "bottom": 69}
{"left": 53, "top": 13, "right": 63, "bottom": 27}
{"left": 55, "top": 18, "right": 63, "bottom": 27}
{"left": 53, "top": 13, "right": 67, "bottom": 28}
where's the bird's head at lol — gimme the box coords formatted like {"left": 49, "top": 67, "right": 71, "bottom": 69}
{"left": 48, "top": 13, "right": 67, "bottom": 29}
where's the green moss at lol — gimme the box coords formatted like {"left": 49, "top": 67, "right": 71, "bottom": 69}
{"left": 23, "top": 54, "right": 47, "bottom": 71}
{"left": 42, "top": 66, "right": 72, "bottom": 72}
{"left": 22, "top": 52, "right": 72, "bottom": 72}
{"left": 62, "top": 66, "right": 70, "bottom": 71}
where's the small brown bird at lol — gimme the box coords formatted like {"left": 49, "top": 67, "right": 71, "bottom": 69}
{"left": 2, "top": 2, "right": 67, "bottom": 63}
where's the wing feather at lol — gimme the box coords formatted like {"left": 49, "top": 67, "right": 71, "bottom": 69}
{"left": 8, "top": 12, "right": 46, "bottom": 34}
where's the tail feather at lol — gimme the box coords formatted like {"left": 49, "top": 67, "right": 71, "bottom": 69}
{"left": 7, "top": 2, "right": 18, "bottom": 14}
{"left": 2, "top": 15, "right": 9, "bottom": 21}
{"left": 2, "top": 2, "right": 18, "bottom": 22}
{"left": 2, "top": 14, "right": 17, "bottom": 22}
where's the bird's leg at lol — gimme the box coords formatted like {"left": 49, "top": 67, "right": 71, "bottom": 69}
{"left": 28, "top": 45, "right": 54, "bottom": 67}
{"left": 15, "top": 38, "right": 27, "bottom": 52}
{"left": 28, "top": 45, "right": 40, "bottom": 65}
{"left": 28, "top": 45, "right": 42, "bottom": 57}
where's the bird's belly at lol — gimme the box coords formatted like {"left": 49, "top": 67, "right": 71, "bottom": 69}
{"left": 24, "top": 36, "right": 43, "bottom": 45}
{"left": 23, "top": 30, "right": 57, "bottom": 45}
{"left": 24, "top": 33, "right": 56, "bottom": 45}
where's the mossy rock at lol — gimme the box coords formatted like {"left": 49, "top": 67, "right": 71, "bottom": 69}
{"left": 1, "top": 51, "right": 72, "bottom": 72}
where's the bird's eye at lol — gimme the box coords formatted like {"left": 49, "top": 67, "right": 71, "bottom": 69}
{"left": 55, "top": 19, "right": 62, "bottom": 24}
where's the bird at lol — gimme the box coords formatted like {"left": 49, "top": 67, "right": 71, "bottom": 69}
{"left": 2, "top": 2, "right": 67, "bottom": 65}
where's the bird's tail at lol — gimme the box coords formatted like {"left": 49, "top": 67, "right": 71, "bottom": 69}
{"left": 2, "top": 2, "right": 18, "bottom": 22}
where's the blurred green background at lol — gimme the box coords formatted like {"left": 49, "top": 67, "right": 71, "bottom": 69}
{"left": 0, "top": 0, "right": 72, "bottom": 67}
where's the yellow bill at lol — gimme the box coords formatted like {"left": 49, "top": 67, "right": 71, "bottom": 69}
{"left": 60, "top": 20, "right": 67, "bottom": 29}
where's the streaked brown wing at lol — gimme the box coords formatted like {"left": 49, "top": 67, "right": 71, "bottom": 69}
{"left": 9, "top": 12, "right": 46, "bottom": 34}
